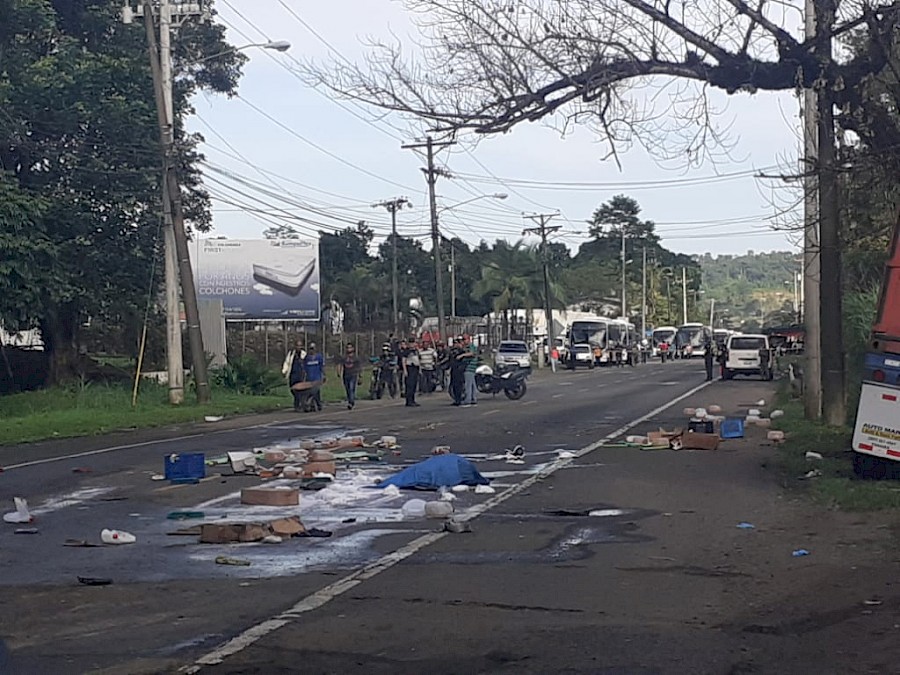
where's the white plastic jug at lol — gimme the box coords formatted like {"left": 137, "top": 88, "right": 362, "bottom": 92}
{"left": 101, "top": 529, "right": 136, "bottom": 545}
{"left": 400, "top": 499, "right": 427, "bottom": 518}
{"left": 424, "top": 501, "right": 454, "bottom": 518}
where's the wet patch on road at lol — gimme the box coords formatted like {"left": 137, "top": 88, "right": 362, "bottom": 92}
{"left": 409, "top": 506, "right": 656, "bottom": 566}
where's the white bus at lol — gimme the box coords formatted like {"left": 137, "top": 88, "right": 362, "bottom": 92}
{"left": 675, "top": 322, "right": 709, "bottom": 359}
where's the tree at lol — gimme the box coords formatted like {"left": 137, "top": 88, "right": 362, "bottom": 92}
{"left": 319, "top": 222, "right": 375, "bottom": 288}
{"left": 0, "top": 0, "right": 244, "bottom": 382}
{"left": 311, "top": 0, "right": 900, "bottom": 424}
{"left": 589, "top": 195, "right": 659, "bottom": 244}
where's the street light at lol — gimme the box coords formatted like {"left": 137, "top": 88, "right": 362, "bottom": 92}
{"left": 438, "top": 193, "right": 508, "bottom": 320}
{"left": 187, "top": 40, "right": 292, "bottom": 66}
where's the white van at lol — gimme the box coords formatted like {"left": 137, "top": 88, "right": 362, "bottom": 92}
{"left": 723, "top": 334, "right": 773, "bottom": 380}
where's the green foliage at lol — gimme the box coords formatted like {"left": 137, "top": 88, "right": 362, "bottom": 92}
{"left": 0, "top": 0, "right": 245, "bottom": 379}
{"left": 212, "top": 355, "right": 283, "bottom": 396}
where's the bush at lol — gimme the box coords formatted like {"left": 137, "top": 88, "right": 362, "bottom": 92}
{"left": 212, "top": 355, "right": 284, "bottom": 396}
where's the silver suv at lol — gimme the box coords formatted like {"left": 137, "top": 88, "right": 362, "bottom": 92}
{"left": 495, "top": 340, "right": 532, "bottom": 370}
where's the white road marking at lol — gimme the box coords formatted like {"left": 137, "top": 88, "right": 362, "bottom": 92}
{"left": 481, "top": 409, "right": 501, "bottom": 416}
{"left": 181, "top": 378, "right": 714, "bottom": 673}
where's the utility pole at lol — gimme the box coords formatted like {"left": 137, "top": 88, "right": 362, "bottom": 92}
{"left": 450, "top": 243, "right": 456, "bottom": 318}
{"left": 402, "top": 137, "right": 454, "bottom": 342}
{"left": 803, "top": 0, "right": 823, "bottom": 420}
{"left": 681, "top": 268, "right": 688, "bottom": 325}
{"left": 143, "top": 1, "right": 210, "bottom": 403}
{"left": 373, "top": 197, "right": 409, "bottom": 335}
{"left": 641, "top": 246, "right": 647, "bottom": 338}
{"left": 815, "top": 0, "right": 845, "bottom": 426}
{"left": 126, "top": 0, "right": 185, "bottom": 403}
{"left": 524, "top": 214, "right": 561, "bottom": 368}
{"left": 621, "top": 226, "right": 627, "bottom": 319}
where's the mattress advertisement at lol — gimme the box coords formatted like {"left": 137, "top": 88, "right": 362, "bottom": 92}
{"left": 194, "top": 239, "right": 320, "bottom": 320}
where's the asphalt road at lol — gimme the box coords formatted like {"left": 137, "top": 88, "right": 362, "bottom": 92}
{"left": 2, "top": 359, "right": 900, "bottom": 674}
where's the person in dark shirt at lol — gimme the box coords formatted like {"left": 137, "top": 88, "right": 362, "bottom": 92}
{"left": 302, "top": 342, "right": 325, "bottom": 411}
{"left": 448, "top": 337, "right": 466, "bottom": 406}
{"left": 402, "top": 340, "right": 421, "bottom": 407}
{"left": 339, "top": 344, "right": 362, "bottom": 410}
{"left": 377, "top": 344, "right": 398, "bottom": 398}
{"left": 289, "top": 342, "right": 307, "bottom": 412}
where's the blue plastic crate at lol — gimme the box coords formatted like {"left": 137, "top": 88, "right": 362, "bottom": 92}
{"left": 720, "top": 418, "right": 745, "bottom": 439}
{"left": 164, "top": 453, "right": 206, "bottom": 484}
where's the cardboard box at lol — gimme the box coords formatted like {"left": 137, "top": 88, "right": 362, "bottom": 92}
{"left": 240, "top": 486, "right": 300, "bottom": 506}
{"left": 308, "top": 450, "right": 335, "bottom": 462}
{"left": 200, "top": 523, "right": 272, "bottom": 544}
{"left": 302, "top": 460, "right": 336, "bottom": 478}
{"left": 270, "top": 516, "right": 306, "bottom": 537}
{"left": 681, "top": 432, "right": 720, "bottom": 451}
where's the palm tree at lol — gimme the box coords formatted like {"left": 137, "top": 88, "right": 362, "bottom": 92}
{"left": 473, "top": 241, "right": 547, "bottom": 339}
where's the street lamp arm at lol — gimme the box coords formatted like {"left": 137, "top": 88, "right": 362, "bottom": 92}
{"left": 437, "top": 193, "right": 507, "bottom": 213}
{"left": 185, "top": 41, "right": 291, "bottom": 67}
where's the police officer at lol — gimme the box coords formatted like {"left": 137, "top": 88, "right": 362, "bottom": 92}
{"left": 703, "top": 332, "right": 715, "bottom": 381}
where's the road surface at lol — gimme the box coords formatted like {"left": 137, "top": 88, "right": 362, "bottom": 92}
{"left": 1, "top": 359, "right": 898, "bottom": 674}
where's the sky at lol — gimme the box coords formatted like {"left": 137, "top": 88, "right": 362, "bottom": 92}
{"left": 187, "top": 0, "right": 805, "bottom": 258}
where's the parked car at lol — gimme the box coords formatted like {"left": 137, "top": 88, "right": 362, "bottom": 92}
{"left": 722, "top": 334, "right": 773, "bottom": 380}
{"left": 495, "top": 340, "right": 532, "bottom": 371}
{"left": 571, "top": 343, "right": 595, "bottom": 369}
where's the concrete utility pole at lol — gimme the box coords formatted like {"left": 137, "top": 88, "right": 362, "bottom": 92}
{"left": 681, "top": 268, "right": 688, "bottom": 325}
{"left": 373, "top": 197, "right": 409, "bottom": 335}
{"left": 402, "top": 137, "right": 455, "bottom": 342}
{"left": 450, "top": 243, "right": 456, "bottom": 318}
{"left": 803, "top": 0, "right": 823, "bottom": 420}
{"left": 143, "top": 1, "right": 210, "bottom": 403}
{"left": 641, "top": 246, "right": 647, "bottom": 338}
{"left": 814, "top": 0, "right": 846, "bottom": 426}
{"left": 523, "top": 214, "right": 561, "bottom": 368}
{"left": 621, "top": 226, "right": 627, "bottom": 319}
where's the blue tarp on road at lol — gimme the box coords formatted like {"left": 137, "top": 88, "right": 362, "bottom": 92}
{"left": 378, "top": 454, "right": 491, "bottom": 490}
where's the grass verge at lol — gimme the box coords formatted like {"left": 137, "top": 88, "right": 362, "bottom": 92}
{"left": 774, "top": 393, "right": 900, "bottom": 511}
{"left": 0, "top": 368, "right": 356, "bottom": 446}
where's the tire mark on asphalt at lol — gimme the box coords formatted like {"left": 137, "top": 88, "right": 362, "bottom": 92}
{"left": 181, "top": 377, "right": 713, "bottom": 673}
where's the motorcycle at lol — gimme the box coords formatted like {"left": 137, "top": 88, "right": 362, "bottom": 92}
{"left": 474, "top": 364, "right": 528, "bottom": 400}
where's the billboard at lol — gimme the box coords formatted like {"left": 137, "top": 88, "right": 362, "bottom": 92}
{"left": 194, "top": 239, "right": 320, "bottom": 321}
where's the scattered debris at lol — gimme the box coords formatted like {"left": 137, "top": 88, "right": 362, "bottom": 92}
{"left": 767, "top": 430, "right": 786, "bottom": 442}
{"left": 864, "top": 599, "right": 883, "bottom": 606}
{"left": 770, "top": 410, "right": 785, "bottom": 419}
{"left": 71, "top": 467, "right": 93, "bottom": 474}
{"left": 720, "top": 418, "right": 745, "bottom": 439}
{"left": 215, "top": 556, "right": 251, "bottom": 566}
{"left": 101, "top": 529, "right": 136, "bottom": 545}
{"left": 227, "top": 452, "right": 258, "bottom": 474}
{"left": 204, "top": 416, "right": 225, "bottom": 423}
{"left": 557, "top": 450, "right": 576, "bottom": 459}
{"left": 425, "top": 501, "right": 454, "bottom": 518}
{"left": 241, "top": 486, "right": 300, "bottom": 507}
{"left": 298, "top": 528, "right": 332, "bottom": 538}
{"left": 677, "top": 432, "right": 719, "bottom": 451}
{"left": 443, "top": 518, "right": 472, "bottom": 534}
{"left": 475, "top": 484, "right": 496, "bottom": 495}
{"left": 382, "top": 484, "right": 401, "bottom": 498}
{"left": 261, "top": 535, "right": 283, "bottom": 545}
{"left": 342, "top": 517, "right": 357, "bottom": 524}
{"left": 792, "top": 549, "right": 811, "bottom": 557}
{"left": 401, "top": 499, "right": 427, "bottom": 518}
{"left": 201, "top": 523, "right": 270, "bottom": 544}
{"left": 707, "top": 405, "right": 722, "bottom": 414}
{"left": 150, "top": 474, "right": 166, "bottom": 481}
{"left": 270, "top": 516, "right": 305, "bottom": 538}
{"left": 802, "top": 469, "right": 823, "bottom": 479}
{"left": 805, "top": 451, "right": 824, "bottom": 461}
{"left": 167, "top": 526, "right": 202, "bottom": 536}
{"left": 14, "top": 528, "right": 39, "bottom": 534}
{"left": 3, "top": 498, "right": 32, "bottom": 524}
{"left": 439, "top": 491, "right": 457, "bottom": 502}
{"left": 432, "top": 445, "right": 451, "bottom": 455}
{"left": 451, "top": 485, "right": 471, "bottom": 493}
{"left": 166, "top": 511, "right": 205, "bottom": 520}
{"left": 78, "top": 576, "right": 113, "bottom": 586}
{"left": 736, "top": 522, "right": 755, "bottom": 529}
{"left": 165, "top": 452, "right": 206, "bottom": 484}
